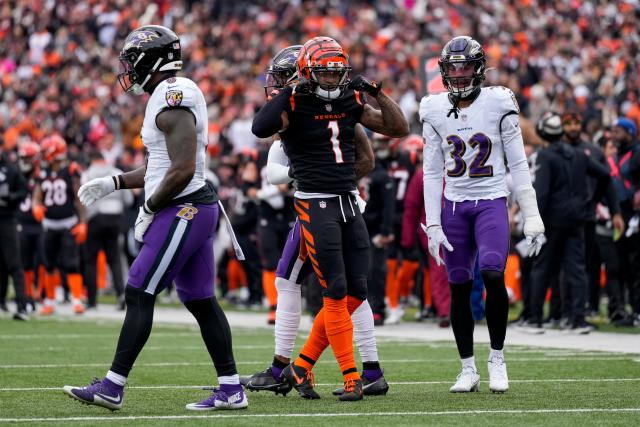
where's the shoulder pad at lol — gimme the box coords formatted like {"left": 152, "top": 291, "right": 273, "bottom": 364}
{"left": 487, "top": 86, "right": 520, "bottom": 114}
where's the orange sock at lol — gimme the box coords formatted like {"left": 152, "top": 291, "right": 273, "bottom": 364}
{"left": 397, "top": 260, "right": 420, "bottom": 300}
{"left": 44, "top": 272, "right": 57, "bottom": 300}
{"left": 24, "top": 270, "right": 34, "bottom": 299}
{"left": 423, "top": 267, "right": 432, "bottom": 307}
{"left": 296, "top": 308, "right": 329, "bottom": 371}
{"left": 97, "top": 251, "right": 107, "bottom": 290}
{"left": 386, "top": 259, "right": 399, "bottom": 308}
{"left": 323, "top": 297, "right": 359, "bottom": 381}
{"left": 67, "top": 273, "right": 84, "bottom": 301}
{"left": 262, "top": 270, "right": 277, "bottom": 309}
{"left": 227, "top": 259, "right": 240, "bottom": 291}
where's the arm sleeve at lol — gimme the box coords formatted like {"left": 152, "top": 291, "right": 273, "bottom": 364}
{"left": 423, "top": 123, "right": 445, "bottom": 227}
{"left": 501, "top": 113, "right": 533, "bottom": 192}
{"left": 265, "top": 140, "right": 293, "bottom": 185}
{"left": 251, "top": 86, "right": 293, "bottom": 138}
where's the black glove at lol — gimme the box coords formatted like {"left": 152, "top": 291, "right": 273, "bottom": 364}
{"left": 348, "top": 75, "right": 382, "bottom": 97}
{"left": 294, "top": 77, "right": 314, "bottom": 95}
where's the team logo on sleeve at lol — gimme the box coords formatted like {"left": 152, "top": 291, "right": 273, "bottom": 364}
{"left": 165, "top": 90, "right": 183, "bottom": 107}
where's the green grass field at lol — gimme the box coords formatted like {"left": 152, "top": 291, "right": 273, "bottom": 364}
{"left": 1, "top": 318, "right": 639, "bottom": 426}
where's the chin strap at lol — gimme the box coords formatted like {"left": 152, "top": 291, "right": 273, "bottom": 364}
{"left": 447, "top": 87, "right": 482, "bottom": 119}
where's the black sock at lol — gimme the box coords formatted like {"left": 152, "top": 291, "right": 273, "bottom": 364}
{"left": 482, "top": 270, "right": 509, "bottom": 351}
{"left": 362, "top": 361, "right": 380, "bottom": 371}
{"left": 272, "top": 357, "right": 288, "bottom": 370}
{"left": 450, "top": 280, "right": 474, "bottom": 359}
{"left": 110, "top": 286, "right": 156, "bottom": 377}
{"left": 185, "top": 296, "right": 237, "bottom": 377}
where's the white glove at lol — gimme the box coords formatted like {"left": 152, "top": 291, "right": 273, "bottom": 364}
{"left": 78, "top": 176, "right": 115, "bottom": 207}
{"left": 134, "top": 203, "right": 155, "bottom": 243}
{"left": 421, "top": 224, "right": 453, "bottom": 266}
{"left": 355, "top": 194, "right": 367, "bottom": 214}
{"left": 516, "top": 187, "right": 546, "bottom": 257}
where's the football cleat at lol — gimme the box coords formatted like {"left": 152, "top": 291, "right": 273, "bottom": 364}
{"left": 332, "top": 372, "right": 389, "bottom": 396}
{"left": 74, "top": 303, "right": 85, "bottom": 314}
{"left": 386, "top": 307, "right": 404, "bottom": 325}
{"left": 282, "top": 363, "right": 320, "bottom": 399}
{"left": 488, "top": 355, "right": 509, "bottom": 393}
{"left": 449, "top": 367, "right": 480, "bottom": 393}
{"left": 63, "top": 377, "right": 124, "bottom": 411}
{"left": 338, "top": 379, "right": 363, "bottom": 401}
{"left": 186, "top": 387, "right": 248, "bottom": 411}
{"left": 242, "top": 367, "right": 292, "bottom": 396}
{"left": 40, "top": 305, "right": 55, "bottom": 316}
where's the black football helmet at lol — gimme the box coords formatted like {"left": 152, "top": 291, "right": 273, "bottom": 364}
{"left": 118, "top": 25, "right": 182, "bottom": 95}
{"left": 264, "top": 45, "right": 302, "bottom": 98}
{"left": 439, "top": 36, "right": 486, "bottom": 99}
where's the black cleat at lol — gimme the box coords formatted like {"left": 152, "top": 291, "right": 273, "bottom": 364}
{"left": 282, "top": 363, "right": 320, "bottom": 399}
{"left": 241, "top": 367, "right": 292, "bottom": 396}
{"left": 338, "top": 379, "right": 363, "bottom": 401}
{"left": 332, "top": 372, "right": 389, "bottom": 396}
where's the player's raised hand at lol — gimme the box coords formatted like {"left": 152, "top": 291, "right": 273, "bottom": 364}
{"left": 421, "top": 224, "right": 453, "bottom": 266}
{"left": 348, "top": 75, "right": 382, "bottom": 97}
{"left": 78, "top": 176, "right": 115, "bottom": 207}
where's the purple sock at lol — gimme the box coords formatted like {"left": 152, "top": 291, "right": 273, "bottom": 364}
{"left": 220, "top": 383, "right": 243, "bottom": 394}
{"left": 271, "top": 364, "right": 284, "bottom": 379}
{"left": 363, "top": 369, "right": 383, "bottom": 381}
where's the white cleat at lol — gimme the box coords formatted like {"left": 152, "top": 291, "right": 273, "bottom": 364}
{"left": 449, "top": 367, "right": 480, "bottom": 393}
{"left": 386, "top": 307, "right": 404, "bottom": 325}
{"left": 488, "top": 355, "right": 509, "bottom": 393}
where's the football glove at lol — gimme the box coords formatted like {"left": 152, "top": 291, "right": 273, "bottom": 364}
{"left": 134, "top": 202, "right": 155, "bottom": 243}
{"left": 294, "top": 77, "right": 314, "bottom": 95}
{"left": 348, "top": 75, "right": 382, "bottom": 97}
{"left": 71, "top": 222, "right": 88, "bottom": 245}
{"left": 516, "top": 187, "right": 546, "bottom": 257}
{"left": 78, "top": 176, "right": 116, "bottom": 207}
{"left": 421, "top": 224, "right": 453, "bottom": 267}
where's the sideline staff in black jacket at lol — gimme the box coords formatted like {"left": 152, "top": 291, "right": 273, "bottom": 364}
{"left": 0, "top": 139, "right": 28, "bottom": 320}
{"left": 526, "top": 112, "right": 618, "bottom": 333}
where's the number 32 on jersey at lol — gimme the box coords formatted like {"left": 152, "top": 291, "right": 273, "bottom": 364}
{"left": 446, "top": 133, "right": 493, "bottom": 178}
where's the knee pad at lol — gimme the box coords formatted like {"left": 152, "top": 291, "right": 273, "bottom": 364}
{"left": 125, "top": 285, "right": 156, "bottom": 308}
{"left": 346, "top": 276, "right": 368, "bottom": 301}
{"left": 184, "top": 296, "right": 216, "bottom": 317}
{"left": 479, "top": 251, "right": 506, "bottom": 273}
{"left": 448, "top": 268, "right": 473, "bottom": 285}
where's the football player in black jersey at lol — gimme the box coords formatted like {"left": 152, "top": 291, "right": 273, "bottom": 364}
{"left": 33, "top": 135, "right": 87, "bottom": 315}
{"left": 252, "top": 36, "right": 408, "bottom": 401}
{"left": 16, "top": 141, "right": 45, "bottom": 311}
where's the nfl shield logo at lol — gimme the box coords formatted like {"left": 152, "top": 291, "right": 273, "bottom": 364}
{"left": 319, "top": 201, "right": 326, "bottom": 209}
{"left": 325, "top": 104, "right": 332, "bottom": 112}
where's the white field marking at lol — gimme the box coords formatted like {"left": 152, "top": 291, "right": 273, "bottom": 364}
{"left": 0, "top": 345, "right": 274, "bottom": 352}
{"left": 0, "top": 332, "right": 203, "bottom": 340}
{"left": 3, "top": 378, "right": 640, "bottom": 392}
{"left": 2, "top": 408, "right": 640, "bottom": 423}
{"left": 0, "top": 356, "right": 636, "bottom": 369}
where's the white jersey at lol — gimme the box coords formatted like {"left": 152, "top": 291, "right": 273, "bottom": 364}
{"left": 141, "top": 76, "right": 207, "bottom": 201}
{"left": 421, "top": 86, "right": 532, "bottom": 226}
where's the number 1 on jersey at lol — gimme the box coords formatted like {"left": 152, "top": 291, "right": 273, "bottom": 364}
{"left": 328, "top": 120, "right": 344, "bottom": 163}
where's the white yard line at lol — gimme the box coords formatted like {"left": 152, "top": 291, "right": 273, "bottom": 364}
{"left": 2, "top": 378, "right": 640, "bottom": 392}
{"left": 0, "top": 356, "right": 636, "bottom": 370}
{"left": 1, "top": 408, "right": 640, "bottom": 423}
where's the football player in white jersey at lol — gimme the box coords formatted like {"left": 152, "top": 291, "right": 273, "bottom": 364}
{"left": 63, "top": 25, "right": 247, "bottom": 411}
{"left": 420, "top": 36, "right": 545, "bottom": 393}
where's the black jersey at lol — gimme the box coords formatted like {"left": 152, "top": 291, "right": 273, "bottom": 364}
{"left": 280, "top": 89, "right": 366, "bottom": 194}
{"left": 17, "top": 174, "right": 39, "bottom": 226}
{"left": 386, "top": 152, "right": 417, "bottom": 216}
{"left": 38, "top": 162, "right": 80, "bottom": 220}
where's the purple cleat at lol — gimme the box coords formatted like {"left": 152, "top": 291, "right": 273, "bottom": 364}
{"left": 63, "top": 377, "right": 124, "bottom": 411}
{"left": 185, "top": 386, "right": 248, "bottom": 411}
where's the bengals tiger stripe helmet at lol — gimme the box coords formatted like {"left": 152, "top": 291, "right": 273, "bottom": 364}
{"left": 18, "top": 141, "right": 41, "bottom": 173}
{"left": 297, "top": 36, "right": 351, "bottom": 100}
{"left": 40, "top": 135, "right": 68, "bottom": 163}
